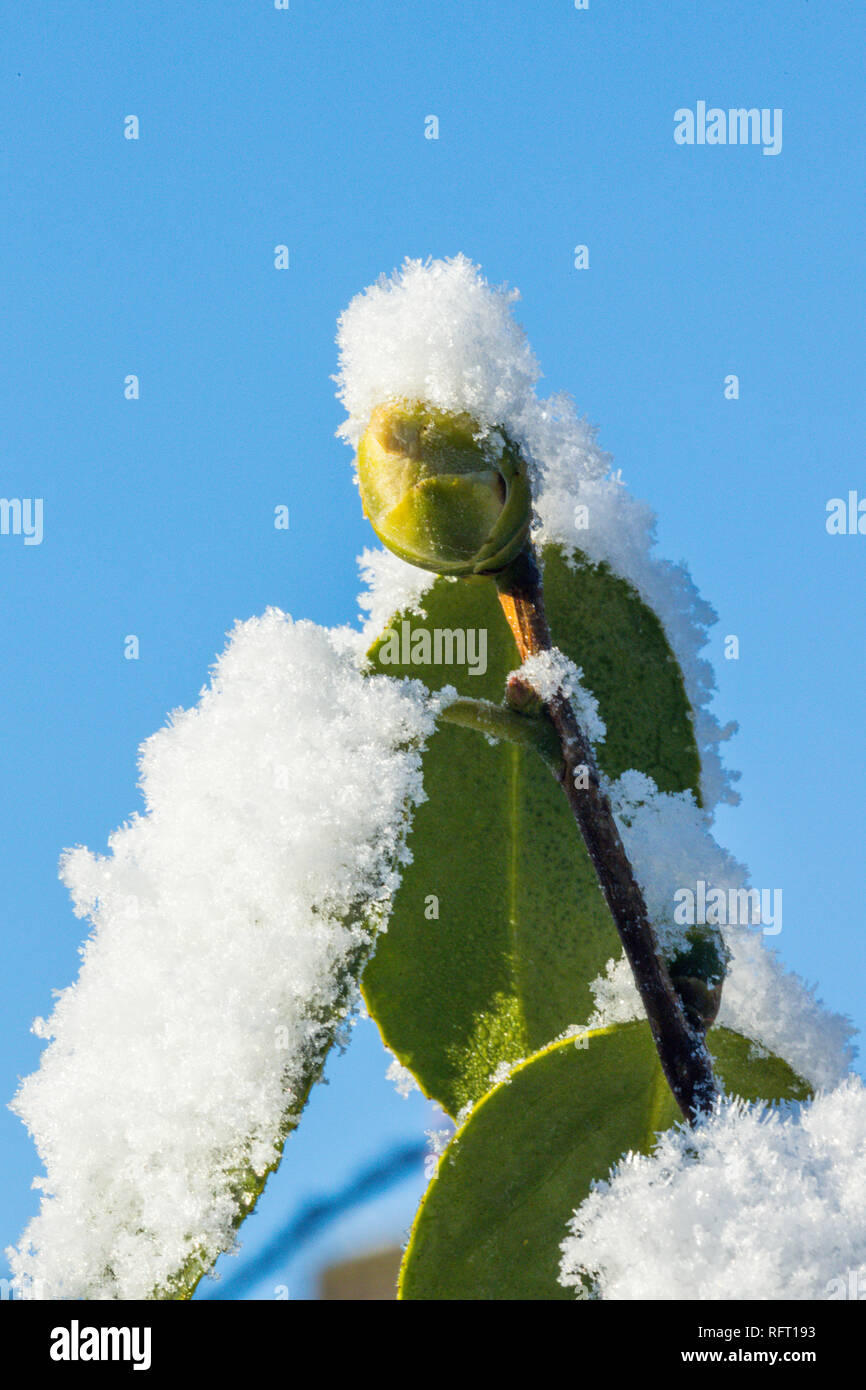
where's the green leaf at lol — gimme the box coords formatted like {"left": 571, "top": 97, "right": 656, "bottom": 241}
{"left": 362, "top": 546, "right": 702, "bottom": 1116}
{"left": 399, "top": 1022, "right": 811, "bottom": 1301}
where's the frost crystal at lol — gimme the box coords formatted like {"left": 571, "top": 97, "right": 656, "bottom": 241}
{"left": 386, "top": 1056, "right": 420, "bottom": 1099}
{"left": 425, "top": 1127, "right": 455, "bottom": 1158}
{"left": 9, "top": 611, "right": 436, "bottom": 1300}
{"left": 560, "top": 1077, "right": 866, "bottom": 1301}
{"left": 488, "top": 1059, "right": 521, "bottom": 1089}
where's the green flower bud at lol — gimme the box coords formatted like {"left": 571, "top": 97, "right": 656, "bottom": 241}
{"left": 356, "top": 401, "right": 532, "bottom": 577}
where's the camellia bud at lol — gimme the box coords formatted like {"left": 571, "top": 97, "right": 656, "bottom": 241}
{"left": 355, "top": 401, "right": 532, "bottom": 577}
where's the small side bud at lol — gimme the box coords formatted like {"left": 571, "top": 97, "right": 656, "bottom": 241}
{"left": 355, "top": 401, "right": 532, "bottom": 577}
{"left": 505, "top": 673, "right": 544, "bottom": 716}
{"left": 668, "top": 926, "right": 729, "bottom": 1031}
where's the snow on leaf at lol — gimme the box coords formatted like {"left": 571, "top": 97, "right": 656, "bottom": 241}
{"left": 8, "top": 611, "right": 437, "bottom": 1300}
{"left": 560, "top": 1076, "right": 866, "bottom": 1301}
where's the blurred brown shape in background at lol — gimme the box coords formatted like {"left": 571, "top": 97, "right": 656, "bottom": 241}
{"left": 318, "top": 1245, "right": 403, "bottom": 1301}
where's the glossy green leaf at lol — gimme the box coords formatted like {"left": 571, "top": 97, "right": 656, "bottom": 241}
{"left": 362, "top": 545, "right": 702, "bottom": 1117}
{"left": 399, "top": 1022, "right": 811, "bottom": 1301}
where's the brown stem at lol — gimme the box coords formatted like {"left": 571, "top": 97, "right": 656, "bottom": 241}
{"left": 496, "top": 547, "right": 717, "bottom": 1120}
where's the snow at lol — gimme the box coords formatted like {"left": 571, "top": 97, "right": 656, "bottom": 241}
{"left": 560, "top": 1076, "right": 866, "bottom": 1300}
{"left": 583, "top": 770, "right": 855, "bottom": 1089}
{"left": 715, "top": 926, "right": 854, "bottom": 1092}
{"left": 8, "top": 611, "right": 437, "bottom": 1300}
{"left": 386, "top": 1056, "right": 419, "bottom": 1099}
{"left": 607, "top": 769, "right": 745, "bottom": 962}
{"left": 513, "top": 650, "right": 606, "bottom": 747}
{"left": 355, "top": 546, "right": 442, "bottom": 652}
{"left": 335, "top": 253, "right": 538, "bottom": 459}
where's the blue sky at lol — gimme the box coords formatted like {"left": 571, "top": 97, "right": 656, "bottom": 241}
{"left": 1, "top": 1, "right": 863, "bottom": 1298}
